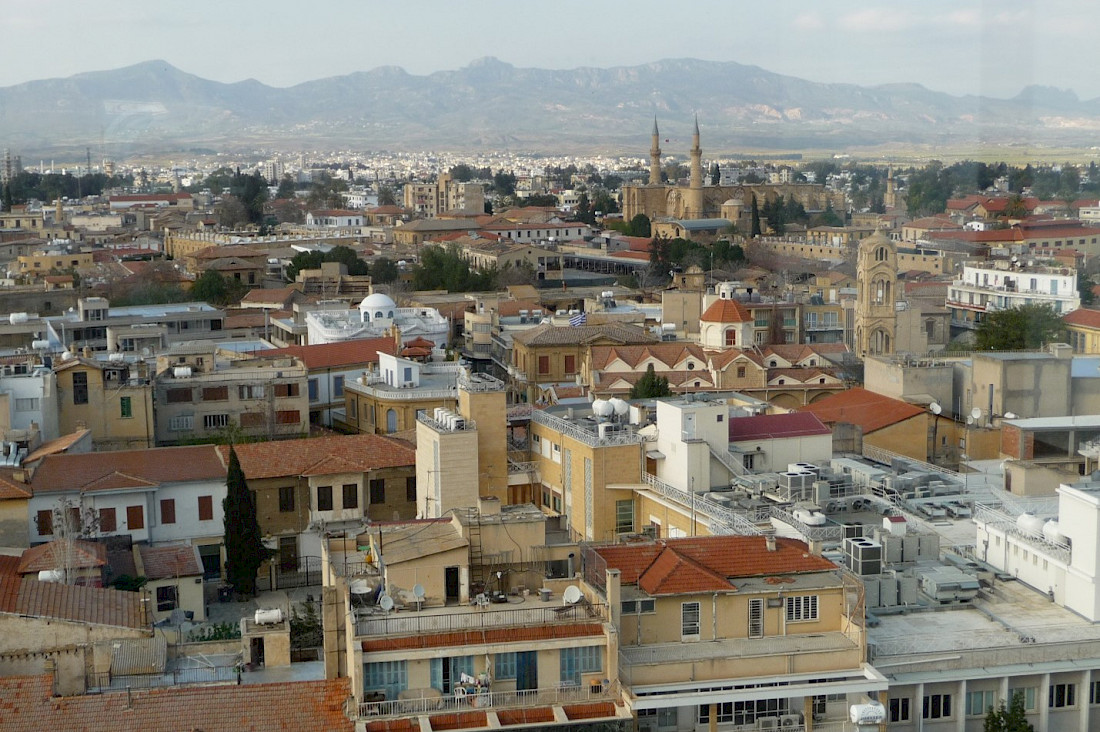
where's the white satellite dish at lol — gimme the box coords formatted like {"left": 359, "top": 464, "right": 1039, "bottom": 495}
{"left": 563, "top": 585, "right": 583, "bottom": 605}
{"left": 971, "top": 407, "right": 982, "bottom": 421}
{"left": 379, "top": 594, "right": 394, "bottom": 612}
{"left": 1004, "top": 412, "right": 1018, "bottom": 420}
{"left": 966, "top": 416, "right": 975, "bottom": 425}
{"left": 412, "top": 584, "right": 425, "bottom": 600}
{"left": 929, "top": 402, "right": 941, "bottom": 415}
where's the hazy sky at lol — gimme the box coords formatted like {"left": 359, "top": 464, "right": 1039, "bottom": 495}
{"left": 3, "top": 0, "right": 1098, "bottom": 100}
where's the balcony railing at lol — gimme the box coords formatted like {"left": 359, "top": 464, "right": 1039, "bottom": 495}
{"left": 356, "top": 602, "right": 607, "bottom": 637}
{"left": 356, "top": 680, "right": 621, "bottom": 719}
{"left": 531, "top": 410, "right": 641, "bottom": 448}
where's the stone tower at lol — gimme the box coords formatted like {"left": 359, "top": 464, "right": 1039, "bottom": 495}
{"left": 649, "top": 117, "right": 662, "bottom": 185}
{"left": 854, "top": 229, "right": 898, "bottom": 357}
{"left": 884, "top": 167, "right": 897, "bottom": 210}
{"left": 686, "top": 115, "right": 705, "bottom": 218}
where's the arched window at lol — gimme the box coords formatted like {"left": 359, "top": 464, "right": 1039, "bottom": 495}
{"left": 875, "top": 246, "right": 888, "bottom": 262}
{"left": 375, "top": 311, "right": 384, "bottom": 319}
{"left": 386, "top": 409, "right": 397, "bottom": 433}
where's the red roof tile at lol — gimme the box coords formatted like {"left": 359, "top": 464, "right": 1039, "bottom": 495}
{"left": 15, "top": 578, "right": 144, "bottom": 628}
{"left": 799, "top": 387, "right": 926, "bottom": 433}
{"left": 700, "top": 298, "right": 751, "bottom": 323}
{"left": 19, "top": 540, "right": 107, "bottom": 574}
{"left": 266, "top": 337, "right": 396, "bottom": 370}
{"left": 1064, "top": 308, "right": 1100, "bottom": 329}
{"left": 137, "top": 544, "right": 202, "bottom": 579}
{"left": 638, "top": 546, "right": 734, "bottom": 595}
{"left": 29, "top": 446, "right": 226, "bottom": 495}
{"left": 0, "top": 556, "right": 21, "bottom": 613}
{"left": 728, "top": 412, "right": 831, "bottom": 442}
{"left": 224, "top": 434, "right": 415, "bottom": 480}
{"left": 596, "top": 536, "right": 835, "bottom": 587}
{"left": 0, "top": 675, "right": 355, "bottom": 732}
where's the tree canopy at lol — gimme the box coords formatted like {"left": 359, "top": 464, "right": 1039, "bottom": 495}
{"left": 223, "top": 447, "right": 267, "bottom": 597}
{"left": 983, "top": 693, "right": 1034, "bottom": 732}
{"left": 630, "top": 364, "right": 671, "bottom": 399}
{"left": 191, "top": 270, "right": 247, "bottom": 306}
{"left": 974, "top": 304, "right": 1066, "bottom": 351}
{"left": 411, "top": 245, "right": 496, "bottom": 292}
{"left": 285, "top": 245, "right": 369, "bottom": 282}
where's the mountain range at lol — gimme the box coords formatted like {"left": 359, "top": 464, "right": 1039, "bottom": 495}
{"left": 3, "top": 57, "right": 1100, "bottom": 157}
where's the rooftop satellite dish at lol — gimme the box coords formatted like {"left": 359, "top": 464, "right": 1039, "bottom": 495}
{"left": 929, "top": 402, "right": 941, "bottom": 415}
{"left": 971, "top": 407, "right": 982, "bottom": 420}
{"left": 412, "top": 584, "right": 425, "bottom": 600}
{"left": 563, "top": 585, "right": 583, "bottom": 605}
{"left": 1004, "top": 411, "right": 1018, "bottom": 420}
{"left": 609, "top": 397, "right": 629, "bottom": 417}
{"left": 966, "top": 416, "right": 975, "bottom": 425}
{"left": 592, "top": 399, "right": 614, "bottom": 418}
{"left": 379, "top": 594, "right": 394, "bottom": 612}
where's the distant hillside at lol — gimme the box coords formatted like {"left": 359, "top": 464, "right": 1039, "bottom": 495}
{"left": 2, "top": 58, "right": 1100, "bottom": 156}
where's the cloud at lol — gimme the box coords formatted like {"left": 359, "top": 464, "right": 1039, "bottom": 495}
{"left": 837, "top": 8, "right": 918, "bottom": 33}
{"left": 792, "top": 12, "right": 825, "bottom": 31}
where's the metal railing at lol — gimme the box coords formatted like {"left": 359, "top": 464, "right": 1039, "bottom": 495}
{"left": 87, "top": 664, "right": 239, "bottom": 692}
{"left": 256, "top": 555, "right": 324, "bottom": 592}
{"left": 417, "top": 412, "right": 477, "bottom": 432}
{"left": 348, "top": 381, "right": 459, "bottom": 401}
{"left": 862, "top": 444, "right": 962, "bottom": 479}
{"left": 531, "top": 410, "right": 642, "bottom": 448}
{"left": 507, "top": 458, "right": 538, "bottom": 474}
{"left": 640, "top": 473, "right": 761, "bottom": 536}
{"left": 357, "top": 680, "right": 621, "bottom": 719}
{"left": 973, "top": 503, "right": 1071, "bottom": 562}
{"left": 356, "top": 602, "right": 607, "bottom": 637}
{"left": 709, "top": 445, "right": 747, "bottom": 477}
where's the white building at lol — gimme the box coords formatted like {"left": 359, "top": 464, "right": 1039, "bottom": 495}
{"left": 948, "top": 261, "right": 1080, "bottom": 330}
{"left": 0, "top": 363, "right": 59, "bottom": 442}
{"left": 305, "top": 293, "right": 449, "bottom": 348}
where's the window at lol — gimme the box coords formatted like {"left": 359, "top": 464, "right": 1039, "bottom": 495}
{"left": 99, "top": 507, "right": 116, "bottom": 533}
{"left": 1050, "top": 683, "right": 1076, "bottom": 709}
{"left": 36, "top": 510, "right": 53, "bottom": 535}
{"left": 736, "top": 366, "right": 746, "bottom": 378}
{"left": 559, "top": 646, "right": 601, "bottom": 685}
{"left": 239, "top": 412, "right": 264, "bottom": 428}
{"left": 238, "top": 384, "right": 264, "bottom": 399}
{"left": 406, "top": 477, "right": 416, "bottom": 502}
{"left": 564, "top": 355, "right": 576, "bottom": 374}
{"left": 274, "top": 382, "right": 299, "bottom": 398}
{"left": 203, "top": 414, "right": 229, "bottom": 429}
{"left": 279, "top": 485, "right": 295, "bottom": 512}
{"left": 333, "top": 375, "right": 344, "bottom": 397}
{"left": 748, "top": 598, "right": 764, "bottom": 638}
{"left": 308, "top": 379, "right": 319, "bottom": 401}
{"left": 349, "top": 399, "right": 358, "bottom": 420}
{"left": 160, "top": 499, "right": 175, "bottom": 525}
{"left": 923, "top": 694, "right": 952, "bottom": 720}
{"left": 72, "top": 372, "right": 88, "bottom": 405}
{"left": 699, "top": 699, "right": 787, "bottom": 726}
{"left": 725, "top": 328, "right": 737, "bottom": 346}
{"left": 276, "top": 410, "right": 300, "bottom": 424}
{"left": 343, "top": 483, "right": 359, "bottom": 509}
{"left": 1090, "top": 681, "right": 1100, "bottom": 706}
{"left": 966, "top": 690, "right": 996, "bottom": 716}
{"left": 364, "top": 660, "right": 407, "bottom": 701}
{"left": 202, "top": 386, "right": 228, "bottom": 401}
{"left": 168, "top": 415, "right": 194, "bottom": 432}
{"left": 156, "top": 585, "right": 177, "bottom": 612}
{"left": 369, "top": 479, "right": 384, "bottom": 504}
{"left": 681, "top": 601, "right": 701, "bottom": 640}
{"left": 495, "top": 652, "right": 517, "bottom": 680}
{"left": 127, "top": 505, "right": 144, "bottom": 530}
{"left": 615, "top": 499, "right": 634, "bottom": 534}
{"left": 117, "top": 395, "right": 133, "bottom": 419}
{"left": 198, "top": 495, "right": 213, "bottom": 521}
{"left": 786, "top": 594, "right": 819, "bottom": 622}
{"left": 538, "top": 355, "right": 549, "bottom": 374}
{"left": 15, "top": 397, "right": 39, "bottom": 412}
{"left": 317, "top": 485, "right": 333, "bottom": 511}
{"left": 620, "top": 599, "right": 655, "bottom": 613}
{"left": 166, "top": 388, "right": 192, "bottom": 404}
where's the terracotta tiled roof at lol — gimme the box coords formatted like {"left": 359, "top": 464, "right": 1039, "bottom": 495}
{"left": 0, "top": 675, "right": 355, "bottom": 732}
{"left": 0, "top": 556, "right": 21, "bottom": 613}
{"left": 563, "top": 702, "right": 618, "bottom": 720}
{"left": 22, "top": 429, "right": 91, "bottom": 464}
{"left": 596, "top": 536, "right": 835, "bottom": 588}
{"left": 512, "top": 322, "right": 656, "bottom": 347}
{"left": 18, "top": 540, "right": 107, "bottom": 574}
{"left": 799, "top": 387, "right": 926, "bottom": 433}
{"left": 241, "top": 286, "right": 300, "bottom": 304}
{"left": 363, "top": 622, "right": 603, "bottom": 652}
{"left": 589, "top": 343, "right": 708, "bottom": 371}
{"left": 15, "top": 579, "right": 145, "bottom": 628}
{"left": 0, "top": 471, "right": 31, "bottom": 499}
{"left": 29, "top": 445, "right": 226, "bottom": 495}
{"left": 192, "top": 244, "right": 265, "bottom": 259}
{"left": 266, "top": 337, "right": 396, "bottom": 370}
{"left": 728, "top": 412, "right": 831, "bottom": 442}
{"left": 608, "top": 250, "right": 651, "bottom": 261}
{"left": 700, "top": 298, "right": 751, "bottom": 323}
{"left": 137, "top": 544, "right": 202, "bottom": 580}
{"left": 224, "top": 434, "right": 415, "bottom": 480}
{"left": 1064, "top": 308, "right": 1100, "bottom": 329}
{"left": 638, "top": 546, "right": 733, "bottom": 595}
{"left": 707, "top": 348, "right": 764, "bottom": 370}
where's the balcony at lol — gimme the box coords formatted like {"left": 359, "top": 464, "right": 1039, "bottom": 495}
{"left": 356, "top": 680, "right": 624, "bottom": 722}
{"left": 356, "top": 601, "right": 608, "bottom": 638}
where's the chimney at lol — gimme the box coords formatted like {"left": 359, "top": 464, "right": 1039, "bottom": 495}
{"left": 765, "top": 534, "right": 776, "bottom": 552}
{"left": 478, "top": 496, "right": 501, "bottom": 517}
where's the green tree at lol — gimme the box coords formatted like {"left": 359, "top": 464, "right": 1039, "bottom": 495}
{"left": 276, "top": 174, "right": 297, "bottom": 200}
{"left": 1080, "top": 271, "right": 1096, "bottom": 307}
{"left": 975, "top": 304, "right": 1066, "bottom": 351}
{"left": 817, "top": 201, "right": 844, "bottom": 227}
{"left": 214, "top": 195, "right": 250, "bottom": 228}
{"left": 1, "top": 183, "right": 12, "bottom": 212}
{"left": 377, "top": 185, "right": 397, "bottom": 207}
{"left": 627, "top": 214, "right": 652, "bottom": 238}
{"left": 411, "top": 245, "right": 496, "bottom": 292}
{"left": 191, "top": 270, "right": 247, "bottom": 306}
{"left": 492, "top": 170, "right": 517, "bottom": 196}
{"left": 372, "top": 257, "right": 400, "bottom": 284}
{"left": 223, "top": 447, "right": 267, "bottom": 597}
{"left": 710, "top": 163, "right": 721, "bottom": 186}
{"left": 630, "top": 364, "right": 671, "bottom": 399}
{"left": 983, "top": 692, "right": 1034, "bottom": 732}
{"left": 750, "top": 195, "right": 762, "bottom": 238}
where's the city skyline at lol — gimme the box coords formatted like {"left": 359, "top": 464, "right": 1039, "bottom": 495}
{"left": 3, "top": 0, "right": 1099, "bottom": 100}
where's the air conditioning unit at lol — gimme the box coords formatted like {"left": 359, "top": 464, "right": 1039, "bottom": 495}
{"left": 779, "top": 713, "right": 802, "bottom": 728}
{"left": 757, "top": 718, "right": 779, "bottom": 731}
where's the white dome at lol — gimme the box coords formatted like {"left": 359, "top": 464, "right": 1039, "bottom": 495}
{"left": 360, "top": 293, "right": 396, "bottom": 310}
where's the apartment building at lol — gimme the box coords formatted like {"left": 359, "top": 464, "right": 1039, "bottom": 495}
{"left": 153, "top": 345, "right": 308, "bottom": 445}
{"left": 948, "top": 261, "right": 1080, "bottom": 332}
{"left": 340, "top": 354, "right": 463, "bottom": 435}
{"left": 54, "top": 355, "right": 153, "bottom": 451}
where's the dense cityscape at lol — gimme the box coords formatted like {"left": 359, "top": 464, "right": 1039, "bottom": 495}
{"left": 6, "top": 5, "right": 1100, "bottom": 732}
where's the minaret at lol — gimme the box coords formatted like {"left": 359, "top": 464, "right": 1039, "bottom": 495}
{"left": 689, "top": 114, "right": 703, "bottom": 189}
{"left": 885, "top": 167, "right": 897, "bottom": 210}
{"left": 649, "top": 118, "right": 662, "bottom": 185}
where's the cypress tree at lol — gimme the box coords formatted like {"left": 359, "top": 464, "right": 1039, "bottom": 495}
{"left": 223, "top": 446, "right": 267, "bottom": 597}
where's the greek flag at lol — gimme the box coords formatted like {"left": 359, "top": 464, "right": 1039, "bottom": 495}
{"left": 569, "top": 312, "right": 587, "bottom": 327}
